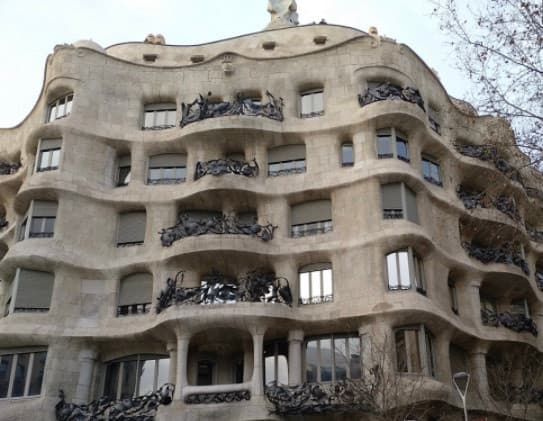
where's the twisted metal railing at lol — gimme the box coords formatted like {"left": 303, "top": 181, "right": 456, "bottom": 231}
{"left": 481, "top": 308, "right": 538, "bottom": 336}
{"left": 194, "top": 158, "right": 258, "bottom": 180}
{"left": 462, "top": 242, "right": 529, "bottom": 275}
{"left": 358, "top": 82, "right": 425, "bottom": 111}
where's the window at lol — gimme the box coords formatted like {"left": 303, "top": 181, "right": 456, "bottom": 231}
{"left": 480, "top": 295, "right": 497, "bottom": 326}
{"left": 117, "top": 211, "right": 146, "bottom": 247}
{"left": 47, "top": 94, "right": 73, "bottom": 122}
{"left": 381, "top": 183, "right": 419, "bottom": 223}
{"left": 510, "top": 298, "right": 530, "bottom": 317}
{"left": 264, "top": 341, "right": 288, "bottom": 385}
{"left": 291, "top": 200, "right": 333, "bottom": 238}
{"left": 300, "top": 89, "right": 324, "bottom": 118}
{"left": 448, "top": 279, "right": 458, "bottom": 314}
{"left": 143, "top": 103, "right": 176, "bottom": 130}
{"left": 268, "top": 145, "right": 306, "bottom": 176}
{"left": 28, "top": 201, "right": 57, "bottom": 239}
{"left": 147, "top": 154, "right": 186, "bottom": 184}
{"left": 0, "top": 349, "right": 47, "bottom": 398}
{"left": 116, "top": 155, "right": 131, "bottom": 187}
{"left": 9, "top": 269, "right": 54, "bottom": 314}
{"left": 428, "top": 106, "right": 441, "bottom": 135}
{"left": 36, "top": 139, "right": 61, "bottom": 172}
{"left": 376, "top": 128, "right": 410, "bottom": 162}
{"left": 197, "top": 360, "right": 215, "bottom": 386}
{"left": 421, "top": 155, "right": 442, "bottom": 186}
{"left": 386, "top": 249, "right": 425, "bottom": 294}
{"left": 536, "top": 266, "right": 543, "bottom": 290}
{"left": 104, "top": 354, "right": 169, "bottom": 399}
{"left": 394, "top": 325, "right": 435, "bottom": 377}
{"left": 117, "top": 273, "right": 153, "bottom": 316}
{"left": 341, "top": 143, "right": 354, "bottom": 166}
{"left": 17, "top": 217, "right": 27, "bottom": 242}
{"left": 305, "top": 334, "right": 361, "bottom": 382}
{"left": 299, "top": 263, "right": 333, "bottom": 305}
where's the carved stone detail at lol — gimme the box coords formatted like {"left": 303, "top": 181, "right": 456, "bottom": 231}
{"left": 266, "top": 0, "right": 299, "bottom": 29}
{"left": 358, "top": 82, "right": 425, "bottom": 111}
{"left": 55, "top": 383, "right": 174, "bottom": 421}
{"left": 185, "top": 390, "right": 251, "bottom": 404}
{"left": 463, "top": 242, "right": 529, "bottom": 275}
{"left": 181, "top": 91, "right": 283, "bottom": 127}
{"left": 195, "top": 158, "right": 259, "bottom": 180}
{"left": 481, "top": 308, "right": 538, "bottom": 336}
{"left": 156, "top": 270, "right": 292, "bottom": 313}
{"left": 159, "top": 214, "right": 276, "bottom": 247}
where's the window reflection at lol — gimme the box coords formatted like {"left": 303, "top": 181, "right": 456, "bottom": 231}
{"left": 305, "top": 335, "right": 361, "bottom": 382}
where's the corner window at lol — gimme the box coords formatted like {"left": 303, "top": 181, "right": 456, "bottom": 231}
{"left": 421, "top": 155, "right": 442, "bottom": 186}
{"left": 290, "top": 200, "right": 332, "bottom": 238}
{"left": 264, "top": 341, "right": 288, "bottom": 385}
{"left": 47, "top": 94, "right": 73, "bottom": 122}
{"left": 10, "top": 269, "right": 54, "bottom": 314}
{"left": 300, "top": 89, "right": 324, "bottom": 118}
{"left": 394, "top": 325, "right": 435, "bottom": 377}
{"left": 341, "top": 143, "right": 354, "bottom": 166}
{"left": 116, "top": 155, "right": 131, "bottom": 187}
{"left": 386, "top": 248, "right": 425, "bottom": 294}
{"left": 299, "top": 263, "right": 333, "bottom": 305}
{"left": 143, "top": 103, "right": 176, "bottom": 130}
{"left": 376, "top": 128, "right": 409, "bottom": 162}
{"left": 268, "top": 145, "right": 306, "bottom": 176}
{"left": 147, "top": 154, "right": 186, "bottom": 184}
{"left": 28, "top": 201, "right": 57, "bottom": 239}
{"left": 36, "top": 139, "right": 62, "bottom": 172}
{"left": 381, "top": 182, "right": 419, "bottom": 223}
{"left": 305, "top": 334, "right": 361, "bottom": 382}
{"left": 0, "top": 349, "right": 47, "bottom": 398}
{"left": 104, "top": 354, "right": 169, "bottom": 399}
{"left": 117, "top": 211, "right": 146, "bottom": 247}
{"left": 117, "top": 273, "right": 153, "bottom": 316}
{"left": 428, "top": 106, "right": 441, "bottom": 135}
{"left": 448, "top": 279, "right": 458, "bottom": 314}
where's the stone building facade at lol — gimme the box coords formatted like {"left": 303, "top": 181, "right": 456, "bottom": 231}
{"left": 0, "top": 8, "right": 542, "bottom": 421}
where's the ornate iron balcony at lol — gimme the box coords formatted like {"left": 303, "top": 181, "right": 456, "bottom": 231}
{"left": 181, "top": 91, "right": 283, "bottom": 127}
{"left": 116, "top": 302, "right": 151, "bottom": 317}
{"left": 159, "top": 214, "right": 276, "bottom": 247}
{"left": 383, "top": 209, "right": 404, "bottom": 219}
{"left": 358, "top": 82, "right": 425, "bottom": 111}
{"left": 456, "top": 186, "right": 521, "bottom": 221}
{"left": 156, "top": 270, "right": 292, "bottom": 313}
{"left": 55, "top": 383, "right": 174, "bottom": 421}
{"left": 527, "top": 226, "right": 543, "bottom": 243}
{"left": 194, "top": 158, "right": 259, "bottom": 180}
{"left": 481, "top": 308, "right": 538, "bottom": 336}
{"left": 0, "top": 161, "right": 21, "bottom": 175}
{"left": 185, "top": 390, "right": 250, "bottom": 404}
{"left": 265, "top": 380, "right": 376, "bottom": 416}
{"left": 462, "top": 242, "right": 529, "bottom": 275}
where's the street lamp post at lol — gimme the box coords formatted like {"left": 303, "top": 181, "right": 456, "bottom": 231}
{"left": 453, "top": 371, "right": 471, "bottom": 421}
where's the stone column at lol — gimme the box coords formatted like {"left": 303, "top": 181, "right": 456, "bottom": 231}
{"left": 468, "top": 343, "right": 490, "bottom": 400}
{"left": 130, "top": 143, "right": 145, "bottom": 188}
{"left": 74, "top": 348, "right": 98, "bottom": 404}
{"left": 287, "top": 330, "right": 304, "bottom": 386}
{"left": 174, "top": 333, "right": 191, "bottom": 401}
{"left": 434, "top": 330, "right": 453, "bottom": 383}
{"left": 464, "top": 278, "right": 483, "bottom": 324}
{"left": 251, "top": 330, "right": 265, "bottom": 397}
{"left": 167, "top": 342, "right": 177, "bottom": 385}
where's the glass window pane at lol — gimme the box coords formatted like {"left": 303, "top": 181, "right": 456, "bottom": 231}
{"left": 65, "top": 97, "right": 73, "bottom": 115}
{"left": 197, "top": 361, "right": 214, "bottom": 386}
{"left": 44, "top": 218, "right": 55, "bottom": 234}
{"left": 395, "top": 330, "right": 408, "bottom": 372}
{"left": 301, "top": 95, "right": 312, "bottom": 115}
{"left": 320, "top": 339, "right": 332, "bottom": 381}
{"left": 334, "top": 338, "right": 348, "bottom": 381}
{"left": 48, "top": 105, "right": 57, "bottom": 122}
{"left": 166, "top": 110, "right": 176, "bottom": 126}
{"left": 342, "top": 144, "right": 354, "bottom": 165}
{"left": 387, "top": 253, "right": 399, "bottom": 289}
{"left": 265, "top": 356, "right": 275, "bottom": 384}
{"left": 11, "top": 353, "right": 29, "bottom": 397}
{"left": 120, "top": 360, "right": 138, "bottom": 398}
{"left": 176, "top": 167, "right": 186, "bottom": 180}
{"left": 306, "top": 340, "right": 318, "bottom": 382}
{"left": 39, "top": 151, "right": 51, "bottom": 169}
{"left": 398, "top": 251, "right": 411, "bottom": 288}
{"left": 277, "top": 355, "right": 288, "bottom": 385}
{"left": 431, "top": 163, "right": 441, "bottom": 182}
{"left": 118, "top": 167, "right": 131, "bottom": 185}
{"left": 348, "top": 337, "right": 362, "bottom": 379}
{"left": 156, "top": 110, "right": 167, "bottom": 127}
{"left": 322, "top": 269, "right": 333, "bottom": 296}
{"left": 313, "top": 92, "right": 324, "bottom": 113}
{"left": 311, "top": 271, "right": 321, "bottom": 298}
{"left": 396, "top": 139, "right": 409, "bottom": 160}
{"left": 104, "top": 362, "right": 120, "bottom": 399}
{"left": 30, "top": 218, "right": 43, "bottom": 234}
{"left": 163, "top": 168, "right": 175, "bottom": 180}
{"left": 422, "top": 160, "right": 430, "bottom": 178}
{"left": 148, "top": 168, "right": 161, "bottom": 181}
{"left": 268, "top": 163, "right": 280, "bottom": 174}
{"left": 50, "top": 150, "right": 60, "bottom": 168}
{"left": 138, "top": 359, "right": 156, "bottom": 395}
{"left": 405, "top": 329, "right": 422, "bottom": 373}
{"left": 144, "top": 112, "right": 154, "bottom": 128}
{"left": 414, "top": 256, "right": 424, "bottom": 290}
{"left": 425, "top": 332, "right": 435, "bottom": 377}
{"left": 156, "top": 358, "right": 169, "bottom": 388}
{"left": 377, "top": 136, "right": 392, "bottom": 157}
{"left": 28, "top": 352, "right": 47, "bottom": 396}
{"left": 300, "top": 273, "right": 310, "bottom": 300}
{"left": 0, "top": 355, "right": 13, "bottom": 398}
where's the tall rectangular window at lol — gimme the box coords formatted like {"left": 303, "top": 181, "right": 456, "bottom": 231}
{"left": 290, "top": 200, "right": 332, "bottom": 238}
{"left": 395, "top": 325, "right": 435, "bottom": 376}
{"left": 29, "top": 201, "right": 57, "bottom": 239}
{"left": 299, "top": 263, "right": 333, "bottom": 305}
{"left": 304, "top": 335, "right": 361, "bottom": 382}
{"left": 0, "top": 350, "right": 47, "bottom": 399}
{"left": 12, "top": 269, "right": 54, "bottom": 313}
{"left": 421, "top": 155, "right": 442, "bottom": 186}
{"left": 386, "top": 248, "right": 425, "bottom": 294}
{"left": 341, "top": 143, "right": 354, "bottom": 166}
{"left": 116, "top": 155, "right": 131, "bottom": 187}
{"left": 143, "top": 103, "right": 176, "bottom": 130}
{"left": 376, "top": 128, "right": 410, "bottom": 162}
{"left": 300, "top": 90, "right": 324, "bottom": 118}
{"left": 448, "top": 279, "right": 459, "bottom": 314}
{"left": 381, "top": 183, "right": 419, "bottom": 223}
{"left": 264, "top": 341, "right": 288, "bottom": 385}
{"left": 36, "top": 139, "right": 62, "bottom": 172}
{"left": 117, "top": 211, "right": 146, "bottom": 247}
{"left": 47, "top": 94, "right": 73, "bottom": 122}
{"left": 268, "top": 144, "right": 306, "bottom": 177}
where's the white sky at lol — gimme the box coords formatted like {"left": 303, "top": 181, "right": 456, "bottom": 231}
{"left": 0, "top": 0, "right": 470, "bottom": 127}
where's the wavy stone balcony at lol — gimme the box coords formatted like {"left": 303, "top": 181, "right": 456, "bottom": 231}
{"left": 358, "top": 82, "right": 425, "bottom": 111}
{"left": 481, "top": 308, "right": 538, "bottom": 336}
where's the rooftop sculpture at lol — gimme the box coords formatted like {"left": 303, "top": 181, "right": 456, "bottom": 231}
{"left": 266, "top": 0, "right": 299, "bottom": 29}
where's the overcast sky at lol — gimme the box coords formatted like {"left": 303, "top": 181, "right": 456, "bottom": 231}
{"left": 0, "top": 0, "right": 470, "bottom": 127}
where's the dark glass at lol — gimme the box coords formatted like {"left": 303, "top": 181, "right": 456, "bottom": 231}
{"left": 396, "top": 138, "right": 409, "bottom": 161}
{"left": 349, "top": 337, "right": 362, "bottom": 379}
{"left": 395, "top": 330, "right": 408, "bottom": 372}
{"left": 18, "top": 219, "right": 27, "bottom": 241}
{"left": 377, "top": 136, "right": 392, "bottom": 158}
{"left": 11, "top": 353, "right": 30, "bottom": 397}
{"left": 305, "top": 340, "right": 318, "bottom": 382}
{"left": 0, "top": 355, "right": 13, "bottom": 398}
{"left": 28, "top": 352, "right": 47, "bottom": 395}
{"left": 234, "top": 359, "right": 244, "bottom": 384}
{"left": 117, "top": 166, "right": 131, "bottom": 186}
{"left": 320, "top": 339, "right": 333, "bottom": 381}
{"left": 104, "top": 362, "right": 120, "bottom": 399}
{"left": 334, "top": 338, "right": 348, "bottom": 380}
{"left": 197, "top": 361, "right": 214, "bottom": 386}
{"left": 120, "top": 360, "right": 138, "bottom": 398}
{"left": 341, "top": 144, "right": 354, "bottom": 166}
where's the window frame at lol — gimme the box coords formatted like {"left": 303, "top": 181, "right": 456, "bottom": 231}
{"left": 376, "top": 127, "right": 410, "bottom": 162}
{"left": 18, "top": 201, "right": 57, "bottom": 241}
{"left": 385, "top": 248, "right": 426, "bottom": 294}
{"left": 142, "top": 103, "right": 177, "bottom": 130}
{"left": 116, "top": 211, "right": 146, "bottom": 247}
{"left": 341, "top": 143, "right": 354, "bottom": 167}
{"left": 421, "top": 154, "right": 443, "bottom": 187}
{"left": 298, "top": 263, "right": 334, "bottom": 305}
{"left": 35, "top": 139, "right": 62, "bottom": 173}
{"left": 116, "top": 155, "right": 131, "bottom": 187}
{"left": 394, "top": 325, "right": 435, "bottom": 377}
{"left": 46, "top": 94, "right": 73, "bottom": 123}
{"left": 381, "top": 182, "right": 419, "bottom": 223}
{"left": 299, "top": 89, "right": 324, "bottom": 119}
{"left": 448, "top": 279, "right": 459, "bottom": 314}
{"left": 0, "top": 348, "right": 48, "bottom": 400}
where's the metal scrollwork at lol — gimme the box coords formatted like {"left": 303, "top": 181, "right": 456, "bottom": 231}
{"left": 194, "top": 158, "right": 259, "bottom": 180}
{"left": 185, "top": 390, "right": 251, "bottom": 404}
{"left": 181, "top": 91, "right": 283, "bottom": 127}
{"left": 0, "top": 161, "right": 21, "bottom": 175}
{"left": 526, "top": 225, "right": 543, "bottom": 243}
{"left": 456, "top": 186, "right": 521, "bottom": 221}
{"left": 463, "top": 242, "right": 530, "bottom": 275}
{"left": 265, "top": 380, "right": 377, "bottom": 416}
{"left": 481, "top": 308, "right": 538, "bottom": 336}
{"left": 55, "top": 383, "right": 175, "bottom": 421}
{"left": 156, "top": 270, "right": 292, "bottom": 313}
{"left": 0, "top": 217, "right": 8, "bottom": 230}
{"left": 159, "top": 213, "right": 276, "bottom": 247}
{"left": 358, "top": 82, "right": 425, "bottom": 111}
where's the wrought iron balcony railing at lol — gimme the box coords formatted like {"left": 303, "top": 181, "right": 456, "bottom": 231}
{"left": 194, "top": 158, "right": 259, "bottom": 180}
{"left": 185, "top": 389, "right": 251, "bottom": 405}
{"left": 181, "top": 91, "right": 283, "bottom": 127}
{"left": 116, "top": 302, "right": 151, "bottom": 317}
{"left": 481, "top": 308, "right": 538, "bottom": 336}
{"left": 456, "top": 186, "right": 521, "bottom": 221}
{"left": 527, "top": 226, "right": 543, "bottom": 243}
{"left": 156, "top": 270, "right": 292, "bottom": 313}
{"left": 159, "top": 214, "right": 276, "bottom": 247}
{"left": 291, "top": 220, "right": 333, "bottom": 238}
{"left": 358, "top": 82, "right": 425, "bottom": 111}
{"left": 299, "top": 294, "right": 333, "bottom": 305}
{"left": 383, "top": 209, "right": 404, "bottom": 219}
{"left": 462, "top": 242, "right": 530, "bottom": 275}
{"left": 0, "top": 161, "right": 21, "bottom": 175}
